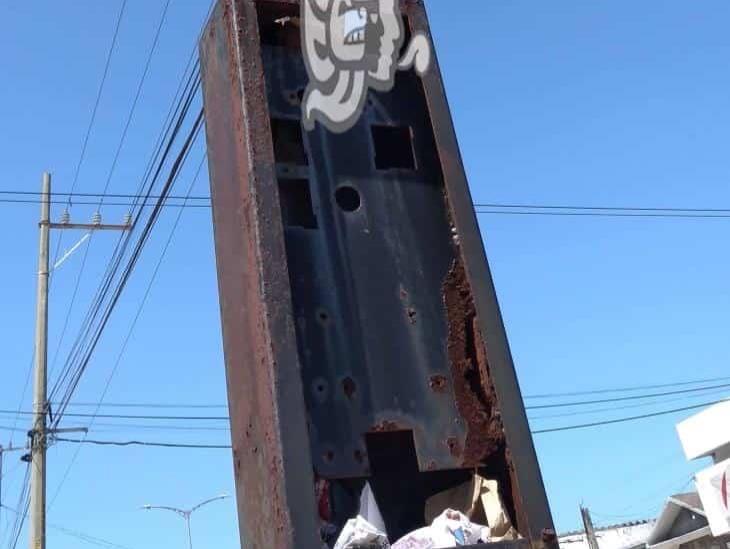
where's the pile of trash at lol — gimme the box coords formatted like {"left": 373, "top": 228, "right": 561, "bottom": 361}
{"left": 331, "top": 475, "right": 520, "bottom": 549}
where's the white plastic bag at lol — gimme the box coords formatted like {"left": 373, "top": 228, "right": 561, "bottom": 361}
{"left": 334, "top": 515, "right": 390, "bottom": 549}
{"left": 392, "top": 509, "right": 490, "bottom": 549}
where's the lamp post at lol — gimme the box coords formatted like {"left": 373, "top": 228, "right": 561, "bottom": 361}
{"left": 141, "top": 494, "right": 229, "bottom": 549}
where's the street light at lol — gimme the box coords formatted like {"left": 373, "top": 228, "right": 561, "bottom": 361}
{"left": 141, "top": 494, "right": 229, "bottom": 549}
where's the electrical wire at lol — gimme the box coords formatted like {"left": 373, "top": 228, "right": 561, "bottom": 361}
{"left": 68, "top": 0, "right": 128, "bottom": 198}
{"left": 5, "top": 355, "right": 33, "bottom": 448}
{"left": 0, "top": 190, "right": 209, "bottom": 200}
{"left": 1, "top": 504, "right": 136, "bottom": 549}
{"left": 6, "top": 466, "right": 30, "bottom": 549}
{"left": 98, "top": 0, "right": 172, "bottom": 206}
{"left": 50, "top": 155, "right": 208, "bottom": 508}
{"left": 56, "top": 438, "right": 231, "bottom": 450}
{"left": 525, "top": 381, "right": 730, "bottom": 410}
{"left": 531, "top": 398, "right": 727, "bottom": 434}
{"left": 523, "top": 375, "right": 730, "bottom": 399}
{"left": 0, "top": 411, "right": 227, "bottom": 422}
{"left": 50, "top": 108, "right": 205, "bottom": 431}
{"left": 48, "top": 72, "right": 202, "bottom": 424}
{"left": 48, "top": 0, "right": 173, "bottom": 398}
{"left": 0, "top": 198, "right": 210, "bottom": 208}
{"left": 528, "top": 386, "right": 730, "bottom": 421}
{"left": 52, "top": 401, "right": 226, "bottom": 409}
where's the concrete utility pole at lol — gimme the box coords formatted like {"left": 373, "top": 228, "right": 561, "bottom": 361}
{"left": 29, "top": 172, "right": 51, "bottom": 549}
{"left": 581, "top": 505, "right": 600, "bottom": 549}
{"left": 141, "top": 494, "right": 229, "bottom": 549}
{"left": 26, "top": 172, "right": 129, "bottom": 549}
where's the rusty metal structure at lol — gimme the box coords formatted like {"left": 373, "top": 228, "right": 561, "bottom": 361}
{"left": 200, "top": 1, "right": 556, "bottom": 547}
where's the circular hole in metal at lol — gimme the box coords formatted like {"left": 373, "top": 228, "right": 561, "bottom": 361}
{"left": 324, "top": 450, "right": 335, "bottom": 463}
{"left": 335, "top": 186, "right": 361, "bottom": 212}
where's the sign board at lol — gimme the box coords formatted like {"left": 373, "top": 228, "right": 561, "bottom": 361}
{"left": 696, "top": 457, "right": 730, "bottom": 536}
{"left": 677, "top": 401, "right": 730, "bottom": 461}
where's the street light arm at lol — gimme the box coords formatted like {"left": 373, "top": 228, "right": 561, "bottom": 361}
{"left": 190, "top": 494, "right": 229, "bottom": 514}
{"left": 142, "top": 505, "right": 188, "bottom": 518}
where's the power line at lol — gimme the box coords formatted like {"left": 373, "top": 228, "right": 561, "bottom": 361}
{"left": 48, "top": 75, "right": 203, "bottom": 428}
{"left": 0, "top": 198, "right": 210, "bottom": 208}
{"left": 1, "top": 504, "right": 136, "bottom": 549}
{"left": 48, "top": 0, "right": 174, "bottom": 391}
{"left": 6, "top": 355, "right": 34, "bottom": 448}
{"left": 68, "top": 0, "right": 128, "bottom": 198}
{"left": 70, "top": 422, "right": 230, "bottom": 433}
{"left": 525, "top": 381, "right": 730, "bottom": 410}
{"left": 0, "top": 411, "right": 226, "bottom": 422}
{"left": 52, "top": 401, "right": 226, "bottom": 409}
{"left": 56, "top": 438, "right": 231, "bottom": 450}
{"left": 531, "top": 398, "right": 726, "bottom": 434}
{"left": 528, "top": 386, "right": 730, "bottom": 421}
{"left": 50, "top": 108, "right": 206, "bottom": 431}
{"left": 0, "top": 190, "right": 209, "bottom": 200}
{"left": 475, "top": 209, "right": 730, "bottom": 219}
{"left": 98, "top": 0, "right": 172, "bottom": 205}
{"left": 523, "top": 375, "right": 730, "bottom": 399}
{"left": 50, "top": 155, "right": 208, "bottom": 508}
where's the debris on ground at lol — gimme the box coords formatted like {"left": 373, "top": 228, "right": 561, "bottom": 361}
{"left": 334, "top": 516, "right": 390, "bottom": 549}
{"left": 391, "top": 509, "right": 490, "bottom": 548}
{"left": 425, "top": 475, "right": 520, "bottom": 541}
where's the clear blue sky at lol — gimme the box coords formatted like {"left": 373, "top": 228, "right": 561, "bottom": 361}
{"left": 1, "top": 0, "right": 729, "bottom": 547}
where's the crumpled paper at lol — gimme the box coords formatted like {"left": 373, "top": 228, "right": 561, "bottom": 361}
{"left": 425, "top": 475, "right": 519, "bottom": 541}
{"left": 392, "top": 509, "right": 490, "bottom": 549}
{"left": 334, "top": 515, "right": 390, "bottom": 549}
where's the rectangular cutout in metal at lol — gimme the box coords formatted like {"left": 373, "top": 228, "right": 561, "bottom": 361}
{"left": 278, "top": 178, "right": 318, "bottom": 229}
{"left": 272, "top": 118, "right": 308, "bottom": 165}
{"left": 371, "top": 125, "right": 417, "bottom": 170}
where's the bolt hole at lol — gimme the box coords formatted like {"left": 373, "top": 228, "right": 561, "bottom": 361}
{"left": 342, "top": 377, "right": 356, "bottom": 400}
{"left": 407, "top": 308, "right": 417, "bottom": 324}
{"left": 335, "top": 186, "right": 361, "bottom": 212}
{"left": 324, "top": 450, "right": 335, "bottom": 462}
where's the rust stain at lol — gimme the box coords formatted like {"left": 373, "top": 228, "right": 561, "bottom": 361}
{"left": 429, "top": 374, "right": 448, "bottom": 393}
{"left": 370, "top": 420, "right": 402, "bottom": 433}
{"left": 446, "top": 436, "right": 461, "bottom": 458}
{"left": 442, "top": 255, "right": 504, "bottom": 466}
{"left": 406, "top": 307, "right": 417, "bottom": 324}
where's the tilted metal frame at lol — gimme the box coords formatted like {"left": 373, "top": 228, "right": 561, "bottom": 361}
{"left": 200, "top": 1, "right": 556, "bottom": 547}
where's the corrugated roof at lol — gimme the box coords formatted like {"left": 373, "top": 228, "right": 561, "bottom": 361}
{"left": 559, "top": 519, "right": 655, "bottom": 538}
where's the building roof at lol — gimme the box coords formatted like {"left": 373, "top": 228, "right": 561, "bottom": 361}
{"left": 647, "top": 492, "right": 710, "bottom": 549}
{"left": 670, "top": 493, "right": 703, "bottom": 511}
{"left": 560, "top": 520, "right": 655, "bottom": 538}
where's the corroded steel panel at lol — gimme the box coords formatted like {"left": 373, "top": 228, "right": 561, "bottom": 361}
{"left": 201, "top": 0, "right": 556, "bottom": 547}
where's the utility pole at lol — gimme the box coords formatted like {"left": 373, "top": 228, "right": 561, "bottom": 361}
{"left": 581, "top": 505, "right": 600, "bottom": 549}
{"left": 29, "top": 172, "right": 51, "bottom": 549}
{"left": 26, "top": 172, "right": 129, "bottom": 549}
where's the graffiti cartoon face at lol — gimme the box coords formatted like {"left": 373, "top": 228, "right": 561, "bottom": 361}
{"left": 326, "top": 0, "right": 402, "bottom": 78}
{"left": 302, "top": 0, "right": 431, "bottom": 133}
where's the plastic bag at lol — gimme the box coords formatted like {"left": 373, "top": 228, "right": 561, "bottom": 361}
{"left": 334, "top": 515, "right": 390, "bottom": 549}
{"left": 392, "top": 509, "right": 489, "bottom": 548}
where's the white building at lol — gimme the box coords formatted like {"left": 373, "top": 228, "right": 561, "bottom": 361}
{"left": 560, "top": 520, "right": 656, "bottom": 549}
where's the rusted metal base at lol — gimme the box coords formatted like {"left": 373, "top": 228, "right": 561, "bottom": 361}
{"left": 201, "top": 1, "right": 555, "bottom": 548}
